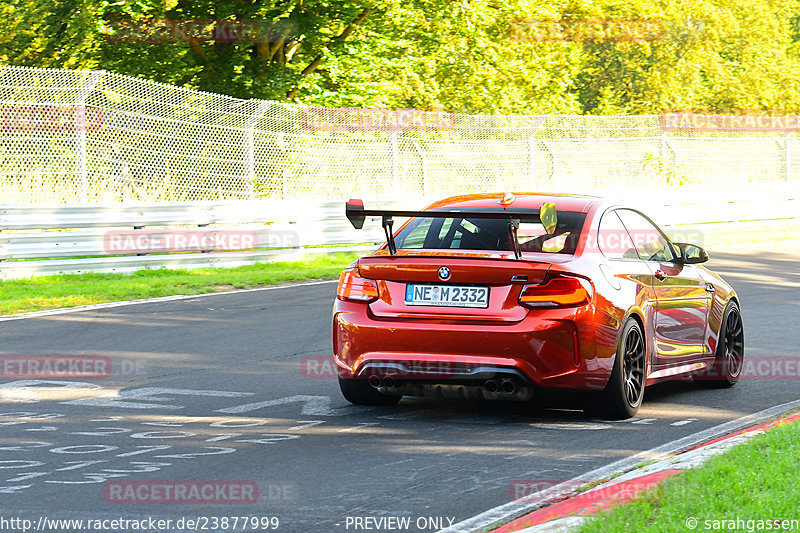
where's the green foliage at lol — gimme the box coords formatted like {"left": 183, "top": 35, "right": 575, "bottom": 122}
{"left": 0, "top": 252, "right": 359, "bottom": 315}
{"left": 578, "top": 419, "right": 800, "bottom": 532}
{"left": 2, "top": 0, "right": 800, "bottom": 113}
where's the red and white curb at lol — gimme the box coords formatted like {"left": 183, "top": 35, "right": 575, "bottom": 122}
{"left": 494, "top": 410, "right": 800, "bottom": 533}
{"left": 439, "top": 399, "right": 800, "bottom": 533}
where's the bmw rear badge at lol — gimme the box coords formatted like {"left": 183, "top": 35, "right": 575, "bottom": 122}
{"left": 438, "top": 266, "right": 451, "bottom": 280}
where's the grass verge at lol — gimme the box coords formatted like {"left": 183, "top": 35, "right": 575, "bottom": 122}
{"left": 0, "top": 252, "right": 359, "bottom": 316}
{"left": 578, "top": 418, "right": 800, "bottom": 532}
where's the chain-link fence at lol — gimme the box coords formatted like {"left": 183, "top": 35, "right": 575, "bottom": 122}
{"left": 1, "top": 65, "right": 798, "bottom": 204}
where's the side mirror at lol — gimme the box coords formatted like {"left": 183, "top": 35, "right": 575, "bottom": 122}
{"left": 674, "top": 242, "right": 709, "bottom": 264}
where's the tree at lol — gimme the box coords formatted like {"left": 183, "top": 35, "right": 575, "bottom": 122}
{"left": 2, "top": 0, "right": 800, "bottom": 114}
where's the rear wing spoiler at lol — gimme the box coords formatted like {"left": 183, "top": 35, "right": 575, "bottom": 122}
{"left": 345, "top": 198, "right": 557, "bottom": 259}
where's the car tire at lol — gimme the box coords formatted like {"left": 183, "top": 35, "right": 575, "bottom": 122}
{"left": 338, "top": 378, "right": 402, "bottom": 406}
{"left": 592, "top": 318, "right": 646, "bottom": 419}
{"left": 693, "top": 300, "right": 744, "bottom": 388}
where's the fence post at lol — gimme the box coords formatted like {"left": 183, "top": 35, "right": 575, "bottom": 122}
{"left": 541, "top": 140, "right": 556, "bottom": 184}
{"left": 787, "top": 135, "right": 793, "bottom": 182}
{"left": 75, "top": 70, "right": 105, "bottom": 202}
{"left": 389, "top": 132, "right": 399, "bottom": 187}
{"left": 526, "top": 115, "right": 549, "bottom": 188}
{"left": 246, "top": 100, "right": 271, "bottom": 199}
{"left": 528, "top": 137, "right": 536, "bottom": 187}
{"left": 412, "top": 140, "right": 427, "bottom": 197}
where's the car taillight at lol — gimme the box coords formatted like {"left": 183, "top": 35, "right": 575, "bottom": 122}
{"left": 337, "top": 268, "right": 379, "bottom": 302}
{"left": 519, "top": 277, "right": 592, "bottom": 308}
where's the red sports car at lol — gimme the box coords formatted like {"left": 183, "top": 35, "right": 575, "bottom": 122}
{"left": 332, "top": 193, "right": 744, "bottom": 418}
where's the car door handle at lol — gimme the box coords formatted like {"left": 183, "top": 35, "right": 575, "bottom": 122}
{"left": 654, "top": 269, "right": 667, "bottom": 281}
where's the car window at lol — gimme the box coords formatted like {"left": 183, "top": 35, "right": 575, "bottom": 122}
{"left": 398, "top": 216, "right": 435, "bottom": 248}
{"left": 598, "top": 210, "right": 639, "bottom": 260}
{"left": 394, "top": 209, "right": 587, "bottom": 254}
{"left": 616, "top": 209, "right": 675, "bottom": 262}
{"left": 397, "top": 216, "right": 511, "bottom": 250}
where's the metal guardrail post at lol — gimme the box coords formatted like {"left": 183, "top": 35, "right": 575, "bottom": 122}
{"left": 75, "top": 70, "right": 105, "bottom": 202}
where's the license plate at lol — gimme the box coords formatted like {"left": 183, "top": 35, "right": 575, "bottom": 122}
{"left": 404, "top": 284, "right": 489, "bottom": 308}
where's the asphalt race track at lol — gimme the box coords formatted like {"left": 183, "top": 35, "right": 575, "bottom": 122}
{"left": 0, "top": 245, "right": 798, "bottom": 533}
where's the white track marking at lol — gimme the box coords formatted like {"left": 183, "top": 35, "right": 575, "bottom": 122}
{"left": 215, "top": 395, "right": 334, "bottom": 416}
{"left": 62, "top": 387, "right": 252, "bottom": 410}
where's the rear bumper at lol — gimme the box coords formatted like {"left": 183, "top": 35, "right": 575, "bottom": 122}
{"left": 356, "top": 365, "right": 536, "bottom": 401}
{"left": 333, "top": 300, "right": 615, "bottom": 392}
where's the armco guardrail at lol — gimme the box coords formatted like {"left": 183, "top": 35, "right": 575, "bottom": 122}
{"left": 0, "top": 200, "right": 396, "bottom": 279}
{"left": 1, "top": 184, "right": 798, "bottom": 280}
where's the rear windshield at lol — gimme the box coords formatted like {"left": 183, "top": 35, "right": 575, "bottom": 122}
{"left": 394, "top": 209, "right": 587, "bottom": 254}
